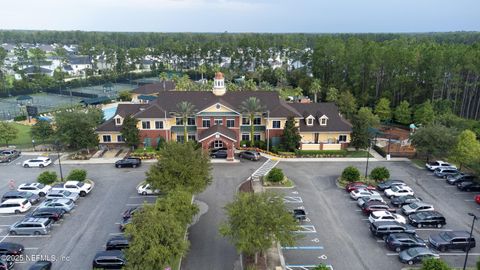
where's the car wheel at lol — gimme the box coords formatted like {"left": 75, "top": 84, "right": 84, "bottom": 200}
{"left": 417, "top": 224, "right": 422, "bottom": 228}
{"left": 116, "top": 164, "right": 121, "bottom": 168}
{"left": 34, "top": 231, "right": 41, "bottom": 235}
{"left": 23, "top": 164, "right": 29, "bottom": 168}
{"left": 437, "top": 223, "right": 443, "bottom": 228}
{"left": 132, "top": 164, "right": 137, "bottom": 168}
{"left": 142, "top": 192, "right": 147, "bottom": 195}
{"left": 80, "top": 191, "right": 87, "bottom": 197}
{"left": 9, "top": 231, "right": 16, "bottom": 236}
{"left": 382, "top": 235, "right": 387, "bottom": 240}
{"left": 395, "top": 247, "right": 401, "bottom": 252}
{"left": 14, "top": 210, "right": 20, "bottom": 214}
{"left": 39, "top": 164, "right": 44, "bottom": 168}
{"left": 408, "top": 261, "right": 413, "bottom": 265}
{"left": 39, "top": 192, "right": 45, "bottom": 197}
{"left": 440, "top": 246, "right": 447, "bottom": 252}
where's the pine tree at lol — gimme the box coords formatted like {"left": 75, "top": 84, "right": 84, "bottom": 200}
{"left": 281, "top": 116, "right": 302, "bottom": 152}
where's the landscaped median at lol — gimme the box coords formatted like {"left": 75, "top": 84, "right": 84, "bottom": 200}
{"left": 262, "top": 167, "right": 295, "bottom": 188}
{"left": 238, "top": 147, "right": 372, "bottom": 159}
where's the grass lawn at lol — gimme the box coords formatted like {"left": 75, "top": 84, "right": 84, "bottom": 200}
{"left": 346, "top": 150, "right": 373, "bottom": 158}
{"left": 6, "top": 122, "right": 32, "bottom": 148}
{"left": 410, "top": 158, "right": 426, "bottom": 168}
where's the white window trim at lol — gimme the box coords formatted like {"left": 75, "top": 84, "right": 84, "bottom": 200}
{"left": 338, "top": 134, "right": 348, "bottom": 142}
{"left": 141, "top": 121, "right": 151, "bottom": 130}
{"left": 202, "top": 118, "right": 211, "bottom": 128}
{"left": 241, "top": 117, "right": 250, "bottom": 125}
{"left": 155, "top": 121, "right": 164, "bottom": 130}
{"left": 319, "top": 115, "right": 328, "bottom": 126}
{"left": 115, "top": 117, "right": 122, "bottom": 125}
{"left": 253, "top": 117, "right": 262, "bottom": 126}
{"left": 226, "top": 119, "right": 235, "bottom": 127}
{"left": 306, "top": 115, "right": 315, "bottom": 126}
{"left": 272, "top": 120, "right": 281, "bottom": 129}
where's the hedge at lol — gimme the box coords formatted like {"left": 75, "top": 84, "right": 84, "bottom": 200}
{"left": 295, "top": 150, "right": 347, "bottom": 157}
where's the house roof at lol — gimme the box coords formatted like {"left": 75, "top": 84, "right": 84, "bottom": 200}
{"left": 288, "top": 102, "right": 352, "bottom": 132}
{"left": 22, "top": 66, "right": 53, "bottom": 74}
{"left": 133, "top": 103, "right": 166, "bottom": 118}
{"left": 198, "top": 124, "right": 237, "bottom": 142}
{"left": 115, "top": 103, "right": 149, "bottom": 118}
{"left": 132, "top": 82, "right": 175, "bottom": 95}
{"left": 69, "top": 56, "right": 91, "bottom": 65}
{"left": 96, "top": 118, "right": 121, "bottom": 132}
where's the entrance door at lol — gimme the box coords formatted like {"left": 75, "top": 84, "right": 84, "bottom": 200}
{"left": 314, "top": 133, "right": 319, "bottom": 144}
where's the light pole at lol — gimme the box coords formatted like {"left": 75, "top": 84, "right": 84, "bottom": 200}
{"left": 55, "top": 141, "right": 64, "bottom": 182}
{"left": 463, "top": 213, "right": 477, "bottom": 270}
{"left": 265, "top": 110, "right": 270, "bottom": 152}
{"left": 365, "top": 138, "right": 371, "bottom": 179}
{"left": 32, "top": 139, "right": 35, "bottom": 151}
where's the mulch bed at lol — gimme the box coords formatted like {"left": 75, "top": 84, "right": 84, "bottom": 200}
{"left": 242, "top": 253, "right": 267, "bottom": 270}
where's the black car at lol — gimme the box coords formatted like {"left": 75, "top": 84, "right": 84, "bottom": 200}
{"left": 390, "top": 195, "right": 422, "bottom": 207}
{"left": 446, "top": 174, "right": 476, "bottom": 185}
{"left": 92, "top": 250, "right": 126, "bottom": 269}
{"left": 376, "top": 180, "right": 406, "bottom": 191}
{"left": 369, "top": 221, "right": 416, "bottom": 239}
{"left": 239, "top": 151, "right": 260, "bottom": 161}
{"left": 385, "top": 233, "right": 427, "bottom": 252}
{"left": 115, "top": 157, "right": 141, "bottom": 168}
{"left": 0, "top": 242, "right": 24, "bottom": 256}
{"left": 399, "top": 247, "right": 439, "bottom": 265}
{"left": 2, "top": 191, "right": 40, "bottom": 205}
{"left": 0, "top": 259, "right": 13, "bottom": 270}
{"left": 210, "top": 149, "right": 227, "bottom": 158}
{"left": 106, "top": 235, "right": 130, "bottom": 250}
{"left": 457, "top": 181, "right": 480, "bottom": 192}
{"left": 429, "top": 231, "right": 476, "bottom": 252}
{"left": 27, "top": 208, "right": 64, "bottom": 222}
{"left": 28, "top": 260, "right": 52, "bottom": 270}
{"left": 408, "top": 211, "right": 446, "bottom": 228}
{"left": 119, "top": 218, "right": 131, "bottom": 232}
{"left": 122, "top": 206, "right": 142, "bottom": 220}
{"left": 292, "top": 209, "right": 306, "bottom": 221}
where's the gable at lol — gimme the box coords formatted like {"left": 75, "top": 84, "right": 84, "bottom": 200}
{"left": 198, "top": 103, "right": 239, "bottom": 114}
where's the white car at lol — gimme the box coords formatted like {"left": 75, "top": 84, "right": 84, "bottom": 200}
{"left": 46, "top": 190, "right": 80, "bottom": 202}
{"left": 137, "top": 183, "right": 161, "bottom": 195}
{"left": 357, "top": 195, "right": 385, "bottom": 207}
{"left": 22, "top": 157, "right": 52, "bottom": 168}
{"left": 368, "top": 210, "right": 407, "bottom": 224}
{"left": 401, "top": 202, "right": 435, "bottom": 215}
{"left": 38, "top": 198, "right": 75, "bottom": 213}
{"left": 0, "top": 199, "right": 32, "bottom": 214}
{"left": 350, "top": 189, "right": 380, "bottom": 200}
{"left": 384, "top": 185, "right": 414, "bottom": 198}
{"left": 51, "top": 181, "right": 93, "bottom": 197}
{"left": 17, "top": 183, "right": 52, "bottom": 197}
{"left": 426, "top": 160, "right": 457, "bottom": 171}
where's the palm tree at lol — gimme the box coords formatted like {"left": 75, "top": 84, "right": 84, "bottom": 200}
{"left": 198, "top": 64, "right": 207, "bottom": 82}
{"left": 159, "top": 72, "right": 168, "bottom": 89}
{"left": 310, "top": 78, "right": 322, "bottom": 103}
{"left": 239, "top": 97, "right": 265, "bottom": 145}
{"left": 176, "top": 101, "right": 196, "bottom": 142}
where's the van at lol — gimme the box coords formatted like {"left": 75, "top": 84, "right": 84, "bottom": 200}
{"left": 9, "top": 218, "right": 52, "bottom": 235}
{"left": 369, "top": 221, "right": 416, "bottom": 239}
{"left": 0, "top": 199, "right": 32, "bottom": 214}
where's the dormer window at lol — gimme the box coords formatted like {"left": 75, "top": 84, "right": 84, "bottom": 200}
{"left": 319, "top": 115, "right": 328, "bottom": 126}
{"left": 114, "top": 116, "right": 122, "bottom": 126}
{"left": 306, "top": 115, "right": 315, "bottom": 126}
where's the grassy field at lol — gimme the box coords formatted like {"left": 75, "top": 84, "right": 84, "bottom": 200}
{"left": 6, "top": 122, "right": 32, "bottom": 148}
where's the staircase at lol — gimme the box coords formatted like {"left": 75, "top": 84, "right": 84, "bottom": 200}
{"left": 251, "top": 159, "right": 280, "bottom": 181}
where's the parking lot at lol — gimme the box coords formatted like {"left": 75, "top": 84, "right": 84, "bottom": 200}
{"left": 277, "top": 161, "right": 480, "bottom": 270}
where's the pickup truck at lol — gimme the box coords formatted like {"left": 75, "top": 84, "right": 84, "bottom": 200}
{"left": 0, "top": 149, "right": 21, "bottom": 163}
{"left": 51, "top": 181, "right": 93, "bottom": 197}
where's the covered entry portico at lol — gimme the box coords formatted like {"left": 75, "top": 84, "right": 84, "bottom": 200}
{"left": 198, "top": 125, "right": 237, "bottom": 161}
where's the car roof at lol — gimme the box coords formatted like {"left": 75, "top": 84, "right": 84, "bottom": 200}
{"left": 411, "top": 201, "right": 432, "bottom": 207}
{"left": 20, "top": 217, "right": 49, "bottom": 223}
{"left": 414, "top": 211, "right": 443, "bottom": 217}
{"left": 19, "top": 183, "right": 43, "bottom": 187}
{"left": 45, "top": 198, "right": 72, "bottom": 203}
{"left": 95, "top": 250, "right": 124, "bottom": 258}
{"left": 372, "top": 220, "right": 403, "bottom": 226}
{"left": 371, "top": 210, "right": 393, "bottom": 216}
{"left": 390, "top": 232, "right": 418, "bottom": 239}
{"left": 3, "top": 191, "right": 23, "bottom": 196}
{"left": 447, "top": 231, "right": 472, "bottom": 238}
{"left": 1, "top": 198, "right": 28, "bottom": 204}
{"left": 64, "top": 181, "right": 79, "bottom": 185}
{"left": 0, "top": 242, "right": 22, "bottom": 248}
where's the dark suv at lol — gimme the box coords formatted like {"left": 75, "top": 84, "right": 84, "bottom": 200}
{"left": 447, "top": 174, "right": 476, "bottom": 185}
{"left": 408, "top": 211, "right": 446, "bottom": 228}
{"left": 370, "top": 221, "right": 416, "bottom": 239}
{"left": 428, "top": 231, "right": 476, "bottom": 252}
{"left": 210, "top": 149, "right": 227, "bottom": 158}
{"left": 385, "top": 232, "right": 427, "bottom": 252}
{"left": 115, "top": 157, "right": 141, "bottom": 168}
{"left": 0, "top": 149, "right": 21, "bottom": 163}
{"left": 92, "top": 250, "right": 126, "bottom": 269}
{"left": 457, "top": 181, "right": 480, "bottom": 192}
{"left": 390, "top": 195, "right": 422, "bottom": 207}
{"left": 239, "top": 151, "right": 260, "bottom": 161}
{"left": 2, "top": 191, "right": 40, "bottom": 205}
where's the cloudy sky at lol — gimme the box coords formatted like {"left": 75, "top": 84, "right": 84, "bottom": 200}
{"left": 1, "top": 0, "right": 478, "bottom": 33}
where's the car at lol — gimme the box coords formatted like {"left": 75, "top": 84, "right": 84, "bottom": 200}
{"left": 123, "top": 206, "right": 142, "bottom": 220}
{"left": 0, "top": 259, "right": 14, "bottom": 270}
{"left": 345, "top": 182, "right": 376, "bottom": 193}
{"left": 429, "top": 231, "right": 476, "bottom": 252}
{"left": 119, "top": 217, "right": 131, "bottom": 232}
{"left": 46, "top": 190, "right": 79, "bottom": 202}
{"left": 408, "top": 211, "right": 446, "bottom": 228}
{"left": 446, "top": 174, "right": 476, "bottom": 185}
{"left": 401, "top": 202, "right": 434, "bottom": 215}
{"left": 238, "top": 151, "right": 260, "bottom": 161}
{"left": 390, "top": 195, "right": 422, "bottom": 207}
{"left": 475, "top": 194, "right": 480, "bottom": 204}
{"left": 433, "top": 167, "right": 460, "bottom": 178}
{"left": 457, "top": 181, "right": 480, "bottom": 192}
{"left": 0, "top": 149, "right": 21, "bottom": 163}
{"left": 376, "top": 180, "right": 406, "bottom": 191}
{"left": 1, "top": 191, "right": 40, "bottom": 205}
{"left": 210, "top": 149, "right": 227, "bottom": 158}
{"left": 370, "top": 221, "right": 416, "bottom": 239}
{"left": 426, "top": 160, "right": 456, "bottom": 171}
{"left": 92, "top": 250, "right": 126, "bottom": 269}
{"left": 28, "top": 260, "right": 52, "bottom": 270}
{"left": 26, "top": 208, "right": 64, "bottom": 222}
{"left": 106, "top": 235, "right": 130, "bottom": 250}
{"left": 38, "top": 198, "right": 75, "bottom": 213}
{"left": 17, "top": 183, "right": 51, "bottom": 197}
{"left": 362, "top": 201, "right": 396, "bottom": 215}
{"left": 369, "top": 210, "right": 407, "bottom": 224}
{"left": 292, "top": 209, "right": 306, "bottom": 221}
{"left": 22, "top": 157, "right": 52, "bottom": 168}
{"left": 385, "top": 233, "right": 427, "bottom": 252}
{"left": 384, "top": 185, "right": 414, "bottom": 198}
{"left": 9, "top": 218, "right": 52, "bottom": 235}
{"left": 0, "top": 199, "right": 31, "bottom": 214}
{"left": 350, "top": 189, "right": 380, "bottom": 200}
{"left": 399, "top": 247, "right": 439, "bottom": 265}
{"left": 137, "top": 183, "right": 161, "bottom": 195}
{"left": 115, "top": 157, "right": 141, "bottom": 168}
{"left": 357, "top": 195, "right": 384, "bottom": 208}
{"left": 51, "top": 181, "right": 93, "bottom": 197}
{"left": 0, "top": 242, "right": 24, "bottom": 256}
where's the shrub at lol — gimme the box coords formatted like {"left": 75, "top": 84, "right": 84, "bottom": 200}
{"left": 370, "top": 167, "right": 390, "bottom": 181}
{"left": 14, "top": 115, "right": 27, "bottom": 121}
{"left": 313, "top": 265, "right": 331, "bottom": 270}
{"left": 156, "top": 137, "right": 166, "bottom": 150}
{"left": 240, "top": 140, "right": 251, "bottom": 147}
{"left": 67, "top": 169, "right": 87, "bottom": 181}
{"left": 266, "top": 168, "right": 284, "bottom": 183}
{"left": 254, "top": 140, "right": 267, "bottom": 150}
{"left": 37, "top": 171, "right": 58, "bottom": 185}
{"left": 341, "top": 166, "right": 360, "bottom": 182}
{"left": 420, "top": 258, "right": 451, "bottom": 270}
{"left": 295, "top": 150, "right": 347, "bottom": 157}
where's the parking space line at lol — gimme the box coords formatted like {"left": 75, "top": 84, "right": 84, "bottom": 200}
{"left": 284, "top": 196, "right": 303, "bottom": 203}
{"left": 282, "top": 246, "right": 324, "bottom": 250}
{"left": 0, "top": 225, "right": 11, "bottom": 227}
{"left": 354, "top": 209, "right": 362, "bottom": 212}
{"left": 465, "top": 199, "right": 474, "bottom": 202}
{"left": 293, "top": 225, "right": 316, "bottom": 233}
{"left": 416, "top": 228, "right": 452, "bottom": 231}
{"left": 109, "top": 233, "right": 123, "bottom": 236}
{"left": 444, "top": 186, "right": 456, "bottom": 188}
{"left": 24, "top": 248, "right": 39, "bottom": 250}
{"left": 1, "top": 235, "right": 51, "bottom": 238}
{"left": 0, "top": 215, "right": 25, "bottom": 218}
{"left": 129, "top": 196, "right": 158, "bottom": 199}
{"left": 286, "top": 265, "right": 333, "bottom": 270}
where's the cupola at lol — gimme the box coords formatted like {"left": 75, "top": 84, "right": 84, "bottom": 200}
{"left": 212, "top": 72, "right": 226, "bottom": 96}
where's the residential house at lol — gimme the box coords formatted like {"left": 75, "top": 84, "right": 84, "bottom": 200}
{"left": 68, "top": 56, "right": 92, "bottom": 76}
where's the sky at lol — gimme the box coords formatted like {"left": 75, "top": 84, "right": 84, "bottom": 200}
{"left": 0, "top": 0, "right": 479, "bottom": 33}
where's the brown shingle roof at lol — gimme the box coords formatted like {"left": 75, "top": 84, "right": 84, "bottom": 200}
{"left": 198, "top": 125, "right": 237, "bottom": 142}
{"left": 132, "top": 82, "right": 175, "bottom": 95}
{"left": 115, "top": 104, "right": 149, "bottom": 117}
{"left": 96, "top": 119, "right": 121, "bottom": 132}
{"left": 288, "top": 103, "right": 352, "bottom": 132}
{"left": 133, "top": 104, "right": 167, "bottom": 118}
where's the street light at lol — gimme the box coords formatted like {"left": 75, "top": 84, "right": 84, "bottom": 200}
{"left": 365, "top": 138, "right": 371, "bottom": 179}
{"left": 55, "top": 141, "right": 64, "bottom": 182}
{"left": 463, "top": 213, "right": 477, "bottom": 270}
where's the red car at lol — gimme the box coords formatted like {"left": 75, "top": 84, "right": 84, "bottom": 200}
{"left": 475, "top": 194, "right": 480, "bottom": 204}
{"left": 345, "top": 182, "right": 376, "bottom": 193}
{"left": 361, "top": 201, "right": 396, "bottom": 215}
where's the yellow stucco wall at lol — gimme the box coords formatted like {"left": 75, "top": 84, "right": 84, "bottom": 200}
{"left": 300, "top": 132, "right": 351, "bottom": 143}
{"left": 202, "top": 104, "right": 237, "bottom": 113}
{"left": 266, "top": 118, "right": 287, "bottom": 129}
{"left": 97, "top": 132, "right": 122, "bottom": 143}
{"left": 136, "top": 118, "right": 170, "bottom": 130}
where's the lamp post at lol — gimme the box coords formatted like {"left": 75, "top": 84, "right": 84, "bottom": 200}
{"left": 365, "top": 138, "right": 371, "bottom": 179}
{"left": 463, "top": 213, "right": 477, "bottom": 270}
{"left": 265, "top": 110, "right": 270, "bottom": 152}
{"left": 55, "top": 141, "right": 64, "bottom": 182}
{"left": 32, "top": 139, "right": 35, "bottom": 151}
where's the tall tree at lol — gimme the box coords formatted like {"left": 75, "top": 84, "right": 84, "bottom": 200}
{"left": 0, "top": 122, "right": 19, "bottom": 146}
{"left": 449, "top": 129, "right": 480, "bottom": 169}
{"left": 414, "top": 100, "right": 435, "bottom": 126}
{"left": 325, "top": 87, "right": 339, "bottom": 103}
{"left": 121, "top": 115, "right": 140, "bottom": 149}
{"left": 309, "top": 78, "right": 322, "bottom": 103}
{"left": 30, "top": 120, "right": 54, "bottom": 143}
{"left": 410, "top": 125, "right": 456, "bottom": 162}
{"left": 336, "top": 91, "right": 357, "bottom": 120}
{"left": 54, "top": 109, "right": 101, "bottom": 151}
{"left": 350, "top": 115, "right": 370, "bottom": 150}
{"left": 357, "top": 107, "right": 380, "bottom": 128}
{"left": 159, "top": 72, "right": 168, "bottom": 89}
{"left": 394, "top": 100, "right": 411, "bottom": 125}
{"left": 281, "top": 116, "right": 302, "bottom": 152}
{"left": 176, "top": 101, "right": 195, "bottom": 142}
{"left": 375, "top": 98, "right": 392, "bottom": 122}
{"left": 239, "top": 97, "right": 265, "bottom": 145}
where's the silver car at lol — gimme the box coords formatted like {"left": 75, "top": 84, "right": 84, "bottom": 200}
{"left": 9, "top": 217, "right": 52, "bottom": 235}
{"left": 38, "top": 198, "right": 75, "bottom": 213}
{"left": 401, "top": 202, "right": 434, "bottom": 215}
{"left": 46, "top": 190, "right": 79, "bottom": 202}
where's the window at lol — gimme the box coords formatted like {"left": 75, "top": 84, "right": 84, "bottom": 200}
{"left": 338, "top": 135, "right": 347, "bottom": 142}
{"left": 306, "top": 118, "right": 313, "bottom": 126}
{"left": 176, "top": 118, "right": 183, "bottom": 125}
{"left": 117, "top": 135, "right": 124, "bottom": 142}
{"left": 142, "top": 121, "right": 151, "bottom": 129}
{"left": 103, "top": 135, "right": 111, "bottom": 142}
{"left": 216, "top": 104, "right": 221, "bottom": 110}
{"left": 214, "top": 119, "right": 223, "bottom": 126}
{"left": 202, "top": 119, "right": 210, "bottom": 128}
{"left": 241, "top": 133, "right": 250, "bottom": 141}
{"left": 226, "top": 119, "right": 235, "bottom": 128}
{"left": 115, "top": 118, "right": 121, "bottom": 125}
{"left": 155, "top": 121, "right": 164, "bottom": 129}
{"left": 188, "top": 134, "right": 196, "bottom": 141}
{"left": 253, "top": 117, "right": 261, "bottom": 125}
{"left": 213, "top": 140, "right": 223, "bottom": 148}
{"left": 187, "top": 117, "right": 195, "bottom": 126}
{"left": 176, "top": 135, "right": 184, "bottom": 143}
{"left": 253, "top": 133, "right": 261, "bottom": 141}
{"left": 242, "top": 117, "right": 250, "bottom": 125}
{"left": 320, "top": 117, "right": 327, "bottom": 126}
{"left": 144, "top": 138, "right": 151, "bottom": 147}
{"left": 272, "top": 120, "right": 281, "bottom": 129}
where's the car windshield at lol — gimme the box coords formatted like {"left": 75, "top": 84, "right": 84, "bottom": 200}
{"left": 407, "top": 248, "right": 420, "bottom": 257}
{"left": 409, "top": 202, "right": 419, "bottom": 209}
{"left": 37, "top": 184, "right": 45, "bottom": 188}
{"left": 429, "top": 162, "right": 439, "bottom": 166}
{"left": 64, "top": 191, "right": 72, "bottom": 196}
{"left": 439, "top": 232, "right": 454, "bottom": 241}
{"left": 391, "top": 186, "right": 400, "bottom": 192}
{"left": 77, "top": 182, "right": 84, "bottom": 187}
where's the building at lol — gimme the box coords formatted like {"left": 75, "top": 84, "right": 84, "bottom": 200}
{"left": 130, "top": 81, "right": 176, "bottom": 103}
{"left": 96, "top": 72, "right": 352, "bottom": 160}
